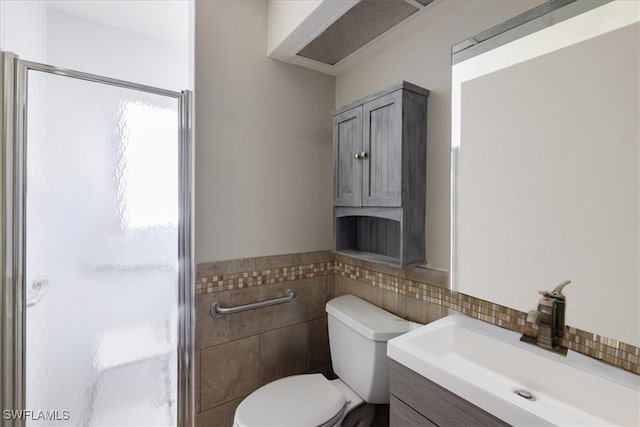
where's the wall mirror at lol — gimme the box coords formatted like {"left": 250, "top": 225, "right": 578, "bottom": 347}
{"left": 451, "top": 0, "right": 639, "bottom": 347}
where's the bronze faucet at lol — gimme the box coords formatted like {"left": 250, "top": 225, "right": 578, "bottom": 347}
{"left": 521, "top": 280, "right": 571, "bottom": 355}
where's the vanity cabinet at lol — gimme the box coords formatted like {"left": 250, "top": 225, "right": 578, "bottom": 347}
{"left": 333, "top": 82, "right": 428, "bottom": 265}
{"left": 389, "top": 360, "right": 509, "bottom": 427}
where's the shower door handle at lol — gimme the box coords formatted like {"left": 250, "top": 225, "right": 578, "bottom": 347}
{"left": 26, "top": 279, "right": 49, "bottom": 308}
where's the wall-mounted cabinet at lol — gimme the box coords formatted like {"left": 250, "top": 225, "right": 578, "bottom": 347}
{"left": 333, "top": 82, "right": 428, "bottom": 265}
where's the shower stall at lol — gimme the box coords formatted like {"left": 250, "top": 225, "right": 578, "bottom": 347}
{"left": 0, "top": 52, "right": 194, "bottom": 426}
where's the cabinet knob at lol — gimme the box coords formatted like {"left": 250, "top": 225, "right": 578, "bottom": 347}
{"left": 360, "top": 151, "right": 368, "bottom": 159}
{"left": 354, "top": 152, "right": 361, "bottom": 159}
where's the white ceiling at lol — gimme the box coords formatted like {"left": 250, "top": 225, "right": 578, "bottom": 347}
{"left": 45, "top": 0, "right": 189, "bottom": 46}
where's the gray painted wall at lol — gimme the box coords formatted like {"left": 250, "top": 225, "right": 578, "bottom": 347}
{"left": 195, "top": 0, "right": 335, "bottom": 263}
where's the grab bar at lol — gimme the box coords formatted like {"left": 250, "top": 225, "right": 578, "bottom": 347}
{"left": 210, "top": 288, "right": 297, "bottom": 318}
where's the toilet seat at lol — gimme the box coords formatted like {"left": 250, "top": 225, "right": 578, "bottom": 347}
{"left": 234, "top": 374, "right": 347, "bottom": 427}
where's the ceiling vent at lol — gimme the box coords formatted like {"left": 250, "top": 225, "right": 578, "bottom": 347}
{"left": 269, "top": 0, "right": 434, "bottom": 75}
{"left": 297, "top": 0, "right": 430, "bottom": 65}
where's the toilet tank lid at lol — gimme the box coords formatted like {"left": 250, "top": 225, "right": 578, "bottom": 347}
{"left": 326, "top": 295, "right": 410, "bottom": 341}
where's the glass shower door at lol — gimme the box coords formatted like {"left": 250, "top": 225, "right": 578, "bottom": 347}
{"left": 23, "top": 68, "right": 184, "bottom": 426}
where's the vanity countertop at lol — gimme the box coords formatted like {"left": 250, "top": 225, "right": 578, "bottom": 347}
{"left": 387, "top": 315, "right": 640, "bottom": 426}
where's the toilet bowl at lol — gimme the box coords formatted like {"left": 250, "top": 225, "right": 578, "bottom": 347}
{"left": 233, "top": 374, "right": 362, "bottom": 427}
{"left": 233, "top": 295, "right": 411, "bottom": 427}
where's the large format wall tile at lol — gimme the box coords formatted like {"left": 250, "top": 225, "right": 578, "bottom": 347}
{"left": 361, "top": 282, "right": 382, "bottom": 306}
{"left": 308, "top": 317, "right": 330, "bottom": 370}
{"left": 230, "top": 283, "right": 285, "bottom": 305}
{"left": 196, "top": 291, "right": 230, "bottom": 350}
{"left": 334, "top": 275, "right": 363, "bottom": 298}
{"left": 197, "top": 257, "right": 256, "bottom": 280}
{"left": 255, "top": 253, "right": 294, "bottom": 270}
{"left": 195, "top": 401, "right": 232, "bottom": 427}
{"left": 380, "top": 288, "right": 397, "bottom": 313}
{"left": 405, "top": 295, "right": 446, "bottom": 324}
{"left": 228, "top": 283, "right": 284, "bottom": 340}
{"left": 196, "top": 394, "right": 246, "bottom": 427}
{"left": 228, "top": 305, "right": 280, "bottom": 341}
{"left": 200, "top": 336, "right": 259, "bottom": 410}
{"left": 259, "top": 323, "right": 309, "bottom": 385}
{"left": 293, "top": 250, "right": 333, "bottom": 265}
{"left": 326, "top": 274, "right": 336, "bottom": 302}
{"left": 404, "top": 265, "right": 448, "bottom": 288}
{"left": 277, "top": 277, "right": 326, "bottom": 328}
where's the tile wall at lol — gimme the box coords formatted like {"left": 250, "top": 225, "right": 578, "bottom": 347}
{"left": 194, "top": 251, "right": 334, "bottom": 426}
{"left": 332, "top": 253, "right": 640, "bottom": 374}
{"left": 194, "top": 250, "right": 639, "bottom": 426}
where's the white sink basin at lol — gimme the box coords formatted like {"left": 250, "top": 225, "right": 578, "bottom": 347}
{"left": 387, "top": 315, "right": 640, "bottom": 426}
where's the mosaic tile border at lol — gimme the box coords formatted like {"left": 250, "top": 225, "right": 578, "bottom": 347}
{"left": 333, "top": 260, "right": 640, "bottom": 375}
{"left": 194, "top": 252, "right": 639, "bottom": 374}
{"left": 196, "top": 261, "right": 334, "bottom": 294}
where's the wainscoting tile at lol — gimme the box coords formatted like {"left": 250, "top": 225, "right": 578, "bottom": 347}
{"left": 228, "top": 284, "right": 284, "bottom": 341}
{"left": 397, "top": 294, "right": 406, "bottom": 318}
{"left": 380, "top": 288, "right": 399, "bottom": 315}
{"left": 230, "top": 283, "right": 284, "bottom": 305}
{"left": 255, "top": 253, "right": 294, "bottom": 270}
{"left": 308, "top": 317, "right": 330, "bottom": 370}
{"left": 277, "top": 277, "right": 326, "bottom": 328}
{"left": 196, "top": 291, "right": 230, "bottom": 350}
{"left": 259, "top": 323, "right": 309, "bottom": 385}
{"left": 200, "top": 336, "right": 259, "bottom": 410}
{"left": 406, "top": 296, "right": 446, "bottom": 324}
{"left": 228, "top": 396, "right": 246, "bottom": 424}
{"left": 195, "top": 395, "right": 246, "bottom": 427}
{"left": 195, "top": 401, "right": 232, "bottom": 427}
{"left": 193, "top": 249, "right": 640, "bottom": 394}
{"left": 424, "top": 299, "right": 447, "bottom": 323}
{"left": 362, "top": 283, "right": 382, "bottom": 306}
{"left": 360, "top": 258, "right": 406, "bottom": 279}
{"left": 404, "top": 265, "right": 448, "bottom": 288}
{"left": 334, "top": 275, "right": 363, "bottom": 298}
{"left": 335, "top": 252, "right": 363, "bottom": 267}
{"left": 293, "top": 250, "right": 334, "bottom": 265}
{"left": 412, "top": 298, "right": 446, "bottom": 324}
{"left": 197, "top": 257, "right": 256, "bottom": 279}
{"left": 229, "top": 306, "right": 280, "bottom": 341}
{"left": 326, "top": 274, "right": 336, "bottom": 302}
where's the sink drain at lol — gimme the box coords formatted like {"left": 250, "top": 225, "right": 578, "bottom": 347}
{"left": 514, "top": 389, "right": 536, "bottom": 401}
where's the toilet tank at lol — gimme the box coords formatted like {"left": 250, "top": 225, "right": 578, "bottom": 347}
{"left": 325, "top": 295, "right": 410, "bottom": 404}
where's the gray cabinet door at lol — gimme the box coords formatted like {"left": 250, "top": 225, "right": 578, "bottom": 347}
{"left": 362, "top": 90, "right": 402, "bottom": 207}
{"left": 334, "top": 106, "right": 363, "bottom": 206}
{"left": 390, "top": 395, "right": 437, "bottom": 427}
{"left": 390, "top": 361, "right": 510, "bottom": 427}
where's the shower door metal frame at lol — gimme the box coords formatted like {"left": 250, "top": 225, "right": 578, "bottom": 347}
{"left": 0, "top": 51, "right": 195, "bottom": 427}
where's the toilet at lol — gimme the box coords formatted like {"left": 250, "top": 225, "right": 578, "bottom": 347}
{"left": 233, "top": 295, "right": 411, "bottom": 427}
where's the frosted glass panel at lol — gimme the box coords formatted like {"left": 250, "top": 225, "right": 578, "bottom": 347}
{"left": 25, "top": 70, "right": 179, "bottom": 426}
